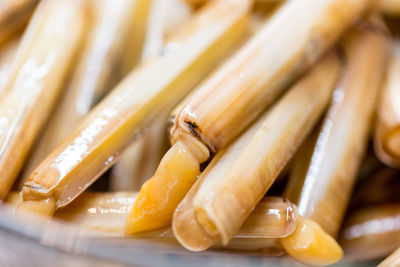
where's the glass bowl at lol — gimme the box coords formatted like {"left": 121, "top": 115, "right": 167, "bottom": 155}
{"left": 0, "top": 203, "right": 377, "bottom": 267}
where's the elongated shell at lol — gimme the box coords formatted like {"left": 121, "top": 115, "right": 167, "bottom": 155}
{"left": 20, "top": 0, "right": 152, "bottom": 185}
{"left": 284, "top": 23, "right": 390, "bottom": 237}
{"left": 22, "top": 0, "right": 251, "bottom": 210}
{"left": 171, "top": 0, "right": 372, "bottom": 153}
{"left": 55, "top": 192, "right": 138, "bottom": 234}
{"left": 0, "top": 0, "right": 90, "bottom": 199}
{"left": 173, "top": 54, "right": 341, "bottom": 250}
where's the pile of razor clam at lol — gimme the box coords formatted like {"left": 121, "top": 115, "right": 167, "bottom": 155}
{"left": 2, "top": 0, "right": 400, "bottom": 265}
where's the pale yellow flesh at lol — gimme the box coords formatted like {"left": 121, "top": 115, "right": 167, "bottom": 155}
{"left": 20, "top": 0, "right": 152, "bottom": 186}
{"left": 173, "top": 54, "right": 340, "bottom": 251}
{"left": 374, "top": 41, "right": 400, "bottom": 167}
{"left": 380, "top": 246, "right": 400, "bottom": 267}
{"left": 281, "top": 218, "right": 343, "bottom": 266}
{"left": 0, "top": 0, "right": 89, "bottom": 200}
{"left": 0, "top": 0, "right": 38, "bottom": 47}
{"left": 126, "top": 141, "right": 202, "bottom": 234}
{"left": 340, "top": 204, "right": 400, "bottom": 261}
{"left": 21, "top": 0, "right": 251, "bottom": 214}
{"left": 284, "top": 24, "right": 390, "bottom": 237}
